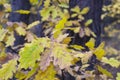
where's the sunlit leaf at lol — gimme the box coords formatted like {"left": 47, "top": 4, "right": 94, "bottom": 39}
{"left": 116, "top": 73, "right": 120, "bottom": 80}
{"left": 62, "top": 37, "right": 71, "bottom": 44}
{"left": 81, "top": 51, "right": 93, "bottom": 64}
{"left": 94, "top": 42, "right": 105, "bottom": 60}
{"left": 53, "top": 16, "right": 68, "bottom": 38}
{"left": 15, "top": 10, "right": 30, "bottom": 14}
{"left": 85, "top": 38, "right": 95, "bottom": 50}
{"left": 80, "top": 7, "right": 89, "bottom": 15}
{"left": 25, "top": 63, "right": 39, "bottom": 80}
{"left": 44, "top": 0, "right": 50, "bottom": 7}
{"left": 85, "top": 19, "right": 93, "bottom": 27}
{"left": 27, "top": 21, "right": 40, "bottom": 29}
{"left": 70, "top": 45, "right": 84, "bottom": 50}
{"left": 29, "top": 0, "right": 39, "bottom": 5}
{"left": 0, "top": 59, "right": 17, "bottom": 80}
{"left": 56, "top": 33, "right": 69, "bottom": 43}
{"left": 18, "top": 38, "right": 50, "bottom": 69}
{"left": 97, "top": 65, "right": 113, "bottom": 78}
{"left": 15, "top": 71, "right": 26, "bottom": 80}
{"left": 51, "top": 8, "right": 58, "bottom": 19}
{"left": 6, "top": 32, "right": 15, "bottom": 47}
{"left": 74, "top": 27, "right": 80, "bottom": 33}
{"left": 40, "top": 7, "right": 52, "bottom": 21}
{"left": 84, "top": 27, "right": 91, "bottom": 36}
{"left": 58, "top": 3, "right": 69, "bottom": 8}
{"left": 0, "top": 29, "right": 7, "bottom": 41}
{"left": 0, "top": 0, "right": 7, "bottom": 5}
{"left": 71, "top": 13, "right": 78, "bottom": 18}
{"left": 15, "top": 27, "right": 26, "bottom": 36}
{"left": 71, "top": 6, "right": 80, "bottom": 13}
{"left": 102, "top": 57, "right": 120, "bottom": 68}
{"left": 58, "top": 0, "right": 69, "bottom": 4}
{"left": 52, "top": 43, "right": 73, "bottom": 69}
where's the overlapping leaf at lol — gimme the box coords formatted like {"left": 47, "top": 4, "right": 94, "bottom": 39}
{"left": 0, "top": 29, "right": 7, "bottom": 41}
{"left": 53, "top": 16, "right": 68, "bottom": 38}
{"left": 52, "top": 43, "right": 73, "bottom": 69}
{"left": 5, "top": 32, "right": 15, "bottom": 47}
{"left": 18, "top": 38, "right": 50, "bottom": 69}
{"left": 0, "top": 59, "right": 17, "bottom": 80}
{"left": 94, "top": 42, "right": 105, "bottom": 60}
{"left": 15, "top": 27, "right": 26, "bottom": 36}
{"left": 35, "top": 64, "right": 57, "bottom": 80}
{"left": 85, "top": 38, "right": 95, "bottom": 50}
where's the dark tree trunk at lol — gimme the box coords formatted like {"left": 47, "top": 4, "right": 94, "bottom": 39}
{"left": 61, "top": 0, "right": 103, "bottom": 80}
{"left": 9, "top": 0, "right": 31, "bottom": 24}
{"left": 69, "top": 0, "right": 103, "bottom": 47}
{"left": 8, "top": 0, "right": 43, "bottom": 48}
{"left": 8, "top": 0, "right": 31, "bottom": 52}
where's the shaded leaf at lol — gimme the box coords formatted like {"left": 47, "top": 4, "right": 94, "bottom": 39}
{"left": 40, "top": 50, "right": 51, "bottom": 71}
{"left": 25, "top": 63, "right": 39, "bottom": 80}
{"left": 35, "top": 64, "right": 57, "bottom": 80}
{"left": 62, "top": 37, "right": 71, "bottom": 44}
{"left": 15, "top": 71, "right": 26, "bottom": 80}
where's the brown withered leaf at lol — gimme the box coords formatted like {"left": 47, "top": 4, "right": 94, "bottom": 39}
{"left": 40, "top": 50, "right": 52, "bottom": 71}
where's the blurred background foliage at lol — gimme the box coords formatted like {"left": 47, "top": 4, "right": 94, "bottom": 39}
{"left": 102, "top": 0, "right": 120, "bottom": 60}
